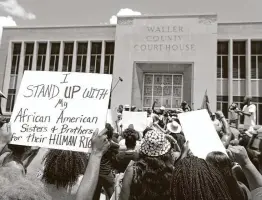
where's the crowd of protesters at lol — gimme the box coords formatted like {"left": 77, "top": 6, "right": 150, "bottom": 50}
{"left": 0, "top": 96, "right": 261, "bottom": 200}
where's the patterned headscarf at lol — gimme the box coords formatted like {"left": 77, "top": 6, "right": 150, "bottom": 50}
{"left": 140, "top": 130, "right": 171, "bottom": 157}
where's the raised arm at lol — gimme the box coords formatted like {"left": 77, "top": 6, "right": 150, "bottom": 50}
{"left": 238, "top": 104, "right": 256, "bottom": 117}
{"left": 216, "top": 111, "right": 233, "bottom": 148}
{"left": 76, "top": 128, "right": 110, "bottom": 200}
{"left": 228, "top": 145, "right": 262, "bottom": 191}
{"left": 119, "top": 164, "right": 134, "bottom": 200}
{"left": 152, "top": 100, "right": 157, "bottom": 114}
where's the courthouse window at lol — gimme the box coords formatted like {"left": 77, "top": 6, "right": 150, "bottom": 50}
{"left": 6, "top": 43, "right": 21, "bottom": 112}
{"left": 36, "top": 43, "right": 47, "bottom": 71}
{"left": 217, "top": 41, "right": 229, "bottom": 78}
{"left": 251, "top": 41, "right": 262, "bottom": 79}
{"left": 143, "top": 74, "right": 183, "bottom": 110}
{"left": 76, "top": 42, "right": 88, "bottom": 72}
{"left": 233, "top": 41, "right": 246, "bottom": 79}
{"left": 90, "top": 42, "right": 102, "bottom": 73}
{"left": 62, "top": 42, "right": 74, "bottom": 72}
{"left": 24, "top": 42, "right": 34, "bottom": 71}
{"left": 49, "top": 42, "right": 60, "bottom": 71}
{"left": 104, "top": 42, "right": 115, "bottom": 74}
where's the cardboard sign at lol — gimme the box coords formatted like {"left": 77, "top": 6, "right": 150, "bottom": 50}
{"left": 10, "top": 71, "right": 112, "bottom": 152}
{"left": 178, "top": 109, "right": 227, "bottom": 159}
{"left": 122, "top": 111, "right": 147, "bottom": 132}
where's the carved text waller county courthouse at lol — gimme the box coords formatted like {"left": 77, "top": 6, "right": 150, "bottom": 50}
{"left": 0, "top": 14, "right": 261, "bottom": 124}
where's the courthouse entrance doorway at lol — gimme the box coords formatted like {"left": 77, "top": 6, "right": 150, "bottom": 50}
{"left": 142, "top": 73, "right": 183, "bottom": 110}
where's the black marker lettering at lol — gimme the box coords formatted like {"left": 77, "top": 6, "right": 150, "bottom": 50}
{"left": 61, "top": 73, "right": 70, "bottom": 84}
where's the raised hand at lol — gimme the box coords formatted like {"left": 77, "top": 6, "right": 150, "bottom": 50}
{"left": 91, "top": 128, "right": 110, "bottom": 156}
{"left": 227, "top": 145, "right": 250, "bottom": 166}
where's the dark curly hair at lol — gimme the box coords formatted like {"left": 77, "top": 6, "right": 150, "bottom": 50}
{"left": 42, "top": 150, "right": 88, "bottom": 189}
{"left": 123, "top": 128, "right": 139, "bottom": 139}
{"left": 129, "top": 151, "right": 173, "bottom": 200}
{"left": 123, "top": 128, "right": 139, "bottom": 149}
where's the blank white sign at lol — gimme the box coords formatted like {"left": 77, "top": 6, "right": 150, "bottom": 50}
{"left": 178, "top": 109, "right": 227, "bottom": 159}
{"left": 122, "top": 111, "right": 147, "bottom": 132}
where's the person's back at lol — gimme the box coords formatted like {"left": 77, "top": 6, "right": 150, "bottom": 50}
{"left": 116, "top": 151, "right": 139, "bottom": 173}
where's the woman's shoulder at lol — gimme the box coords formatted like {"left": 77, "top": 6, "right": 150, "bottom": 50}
{"left": 251, "top": 187, "right": 262, "bottom": 200}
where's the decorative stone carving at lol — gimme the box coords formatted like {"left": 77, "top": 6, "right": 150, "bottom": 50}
{"left": 117, "top": 18, "right": 133, "bottom": 25}
{"left": 198, "top": 15, "right": 217, "bottom": 25}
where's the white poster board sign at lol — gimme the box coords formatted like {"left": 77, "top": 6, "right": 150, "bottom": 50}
{"left": 122, "top": 111, "right": 147, "bottom": 132}
{"left": 178, "top": 109, "right": 227, "bottom": 159}
{"left": 10, "top": 71, "right": 112, "bottom": 152}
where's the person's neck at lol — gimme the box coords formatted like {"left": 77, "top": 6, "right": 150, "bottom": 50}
{"left": 126, "top": 147, "right": 135, "bottom": 151}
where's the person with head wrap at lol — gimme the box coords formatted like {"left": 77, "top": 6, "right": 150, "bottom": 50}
{"left": 119, "top": 128, "right": 178, "bottom": 200}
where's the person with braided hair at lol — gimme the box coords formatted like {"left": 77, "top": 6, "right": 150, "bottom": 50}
{"left": 171, "top": 156, "right": 239, "bottom": 200}
{"left": 41, "top": 149, "right": 88, "bottom": 200}
{"left": 206, "top": 151, "right": 249, "bottom": 200}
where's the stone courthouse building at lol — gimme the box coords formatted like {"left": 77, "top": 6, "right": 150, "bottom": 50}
{"left": 0, "top": 13, "right": 261, "bottom": 124}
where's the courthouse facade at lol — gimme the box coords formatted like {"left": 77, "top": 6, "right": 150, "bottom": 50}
{"left": 0, "top": 14, "right": 261, "bottom": 124}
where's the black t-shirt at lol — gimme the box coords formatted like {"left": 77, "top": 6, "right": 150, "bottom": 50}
{"left": 116, "top": 151, "right": 139, "bottom": 173}
{"left": 100, "top": 145, "right": 119, "bottom": 175}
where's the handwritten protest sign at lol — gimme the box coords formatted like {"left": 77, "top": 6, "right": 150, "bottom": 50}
{"left": 178, "top": 109, "right": 227, "bottom": 159}
{"left": 10, "top": 71, "right": 112, "bottom": 152}
{"left": 122, "top": 111, "right": 147, "bottom": 132}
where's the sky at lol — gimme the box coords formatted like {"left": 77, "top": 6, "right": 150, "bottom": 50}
{"left": 0, "top": 0, "right": 261, "bottom": 38}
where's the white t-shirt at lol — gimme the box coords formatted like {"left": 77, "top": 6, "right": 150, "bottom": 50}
{"left": 243, "top": 104, "right": 256, "bottom": 130}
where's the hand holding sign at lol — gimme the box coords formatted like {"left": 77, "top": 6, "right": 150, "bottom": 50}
{"left": 0, "top": 122, "right": 12, "bottom": 144}
{"left": 10, "top": 71, "right": 112, "bottom": 152}
{"left": 91, "top": 128, "right": 110, "bottom": 156}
